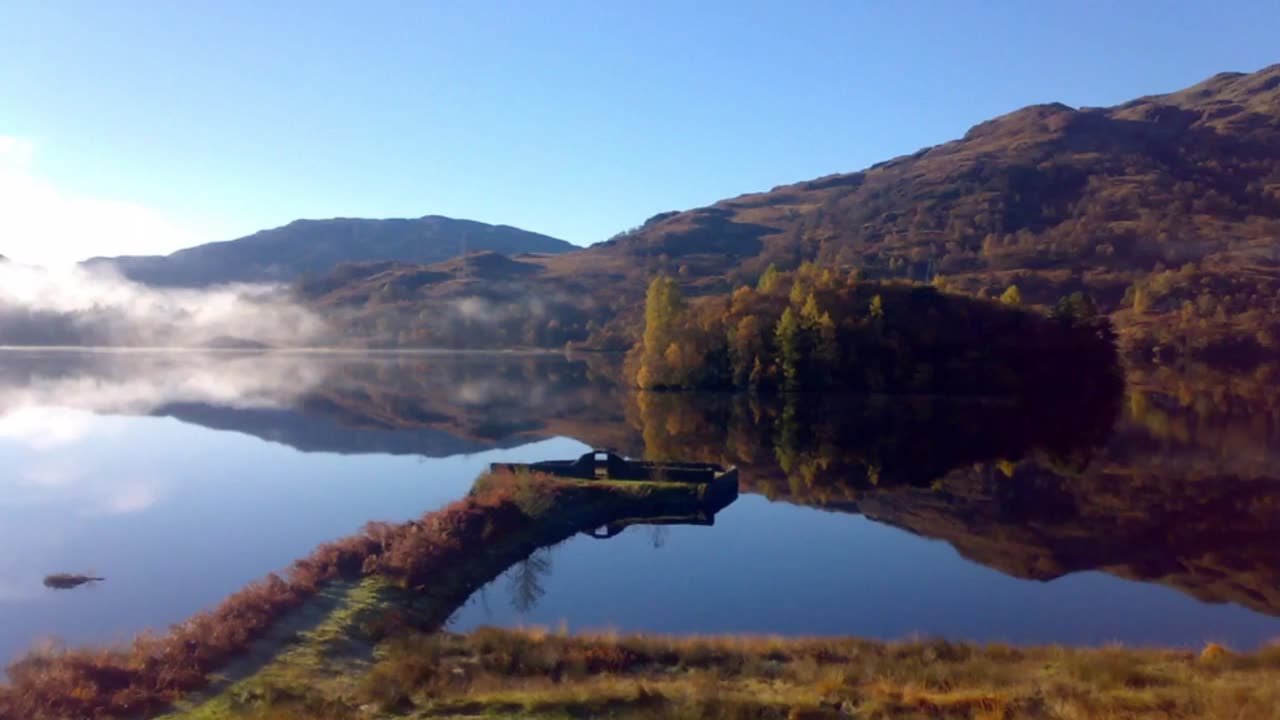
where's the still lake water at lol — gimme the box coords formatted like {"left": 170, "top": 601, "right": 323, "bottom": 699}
{"left": 2, "top": 349, "right": 1279, "bottom": 665}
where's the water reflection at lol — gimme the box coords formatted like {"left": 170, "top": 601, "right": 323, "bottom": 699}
{"left": 622, "top": 379, "right": 1280, "bottom": 619}
{"left": 1, "top": 349, "right": 1279, "bottom": 654}
{"left": 0, "top": 349, "right": 628, "bottom": 456}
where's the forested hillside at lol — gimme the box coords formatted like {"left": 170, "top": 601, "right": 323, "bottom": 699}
{"left": 627, "top": 263, "right": 1121, "bottom": 397}
{"left": 300, "top": 64, "right": 1280, "bottom": 363}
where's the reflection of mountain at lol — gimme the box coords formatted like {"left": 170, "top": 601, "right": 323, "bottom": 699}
{"left": 169, "top": 359, "right": 1280, "bottom": 618}
{"left": 289, "top": 354, "right": 631, "bottom": 448}
{"left": 207, "top": 354, "right": 633, "bottom": 455}
{"left": 622, "top": 380, "right": 1280, "bottom": 618}
{"left": 847, "top": 464, "right": 1280, "bottom": 617}
{"left": 152, "top": 402, "right": 506, "bottom": 456}
{"left": 5, "top": 349, "right": 1280, "bottom": 619}
{"left": 0, "top": 350, "right": 630, "bottom": 458}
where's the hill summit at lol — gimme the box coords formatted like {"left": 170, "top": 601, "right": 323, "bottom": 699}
{"left": 83, "top": 215, "right": 575, "bottom": 287}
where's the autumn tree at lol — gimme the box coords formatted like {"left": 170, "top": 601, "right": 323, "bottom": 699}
{"left": 774, "top": 307, "right": 802, "bottom": 391}
{"left": 637, "top": 275, "right": 685, "bottom": 388}
{"left": 1000, "top": 285, "right": 1023, "bottom": 307}
{"left": 729, "top": 314, "right": 766, "bottom": 387}
{"left": 757, "top": 264, "right": 781, "bottom": 293}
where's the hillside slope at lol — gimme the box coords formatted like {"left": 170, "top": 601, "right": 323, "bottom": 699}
{"left": 584, "top": 64, "right": 1280, "bottom": 284}
{"left": 302, "top": 65, "right": 1280, "bottom": 359}
{"left": 83, "top": 215, "right": 575, "bottom": 287}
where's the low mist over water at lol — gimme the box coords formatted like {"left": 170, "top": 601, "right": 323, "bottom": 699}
{"left": 0, "top": 263, "right": 326, "bottom": 348}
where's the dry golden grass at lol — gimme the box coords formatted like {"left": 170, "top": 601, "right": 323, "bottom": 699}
{"left": 243, "top": 628, "right": 1280, "bottom": 719}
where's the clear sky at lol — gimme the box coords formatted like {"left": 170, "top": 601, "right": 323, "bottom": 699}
{"left": 1, "top": 1, "right": 1277, "bottom": 265}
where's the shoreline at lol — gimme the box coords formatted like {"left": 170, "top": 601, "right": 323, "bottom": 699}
{"left": 172, "top": 627, "right": 1280, "bottom": 719}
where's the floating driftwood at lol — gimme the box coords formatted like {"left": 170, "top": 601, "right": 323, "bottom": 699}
{"left": 43, "top": 573, "right": 105, "bottom": 590}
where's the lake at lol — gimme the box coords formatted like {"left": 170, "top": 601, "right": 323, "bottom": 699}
{"left": 2, "top": 348, "right": 1279, "bottom": 667}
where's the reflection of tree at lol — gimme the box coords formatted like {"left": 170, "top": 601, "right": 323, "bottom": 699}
{"left": 626, "top": 369, "right": 1280, "bottom": 618}
{"left": 628, "top": 385, "right": 1120, "bottom": 502}
{"left": 507, "top": 549, "right": 553, "bottom": 614}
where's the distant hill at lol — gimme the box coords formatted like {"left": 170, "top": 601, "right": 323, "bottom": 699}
{"left": 83, "top": 215, "right": 576, "bottom": 287}
{"left": 300, "top": 250, "right": 604, "bottom": 348}
{"left": 298, "top": 65, "right": 1280, "bottom": 361}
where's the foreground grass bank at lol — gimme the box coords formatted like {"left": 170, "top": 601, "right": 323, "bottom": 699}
{"left": 0, "top": 472, "right": 736, "bottom": 720}
{"left": 221, "top": 628, "right": 1280, "bottom": 720}
{"left": 6, "top": 468, "right": 1280, "bottom": 720}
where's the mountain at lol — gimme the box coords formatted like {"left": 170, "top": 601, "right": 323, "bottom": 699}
{"left": 583, "top": 64, "right": 1280, "bottom": 282}
{"left": 301, "top": 65, "right": 1280, "bottom": 362}
{"left": 568, "top": 64, "right": 1280, "bottom": 354}
{"left": 83, "top": 215, "right": 576, "bottom": 287}
{"left": 299, "top": 250, "right": 610, "bottom": 348}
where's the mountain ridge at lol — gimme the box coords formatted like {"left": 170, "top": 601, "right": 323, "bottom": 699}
{"left": 82, "top": 214, "right": 575, "bottom": 287}
{"left": 303, "top": 63, "right": 1280, "bottom": 360}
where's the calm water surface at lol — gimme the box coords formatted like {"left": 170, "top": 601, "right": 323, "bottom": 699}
{"left": 2, "top": 349, "right": 1279, "bottom": 666}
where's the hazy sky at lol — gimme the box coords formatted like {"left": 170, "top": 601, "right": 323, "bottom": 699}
{"left": 1, "top": 1, "right": 1277, "bottom": 265}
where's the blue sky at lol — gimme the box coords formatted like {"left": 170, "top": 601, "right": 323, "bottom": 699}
{"left": 1, "top": 1, "right": 1277, "bottom": 265}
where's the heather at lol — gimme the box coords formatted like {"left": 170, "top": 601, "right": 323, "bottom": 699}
{"left": 182, "top": 629, "right": 1280, "bottom": 719}
{"left": 0, "top": 471, "right": 726, "bottom": 720}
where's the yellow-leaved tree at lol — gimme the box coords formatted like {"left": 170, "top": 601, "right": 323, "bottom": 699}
{"left": 637, "top": 275, "right": 686, "bottom": 388}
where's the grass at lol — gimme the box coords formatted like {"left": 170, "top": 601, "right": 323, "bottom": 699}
{"left": 155, "top": 577, "right": 397, "bottom": 720}
{"left": 0, "top": 470, "right": 730, "bottom": 720}
{"left": 211, "top": 628, "right": 1280, "bottom": 719}
{"left": 9, "top": 468, "right": 1279, "bottom": 719}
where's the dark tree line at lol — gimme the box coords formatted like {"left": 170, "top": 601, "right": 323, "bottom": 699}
{"left": 630, "top": 263, "right": 1123, "bottom": 398}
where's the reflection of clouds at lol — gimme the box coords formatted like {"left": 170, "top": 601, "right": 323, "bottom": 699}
{"left": 19, "top": 462, "right": 84, "bottom": 489}
{"left": 5, "top": 459, "right": 160, "bottom": 517}
{"left": 0, "top": 448, "right": 162, "bottom": 604}
{"left": 0, "top": 352, "right": 335, "bottom": 420}
{"left": 0, "top": 532, "right": 58, "bottom": 602}
{"left": 454, "top": 377, "right": 547, "bottom": 407}
{"left": 0, "top": 353, "right": 336, "bottom": 521}
{"left": 0, "top": 352, "right": 338, "bottom": 604}
{"left": 0, "top": 406, "right": 102, "bottom": 449}
{"left": 97, "top": 483, "right": 158, "bottom": 516}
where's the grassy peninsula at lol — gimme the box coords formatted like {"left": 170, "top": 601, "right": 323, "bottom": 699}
{"left": 0, "top": 472, "right": 733, "bottom": 720}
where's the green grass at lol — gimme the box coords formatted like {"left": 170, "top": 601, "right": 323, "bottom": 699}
{"left": 158, "top": 577, "right": 396, "bottom": 720}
